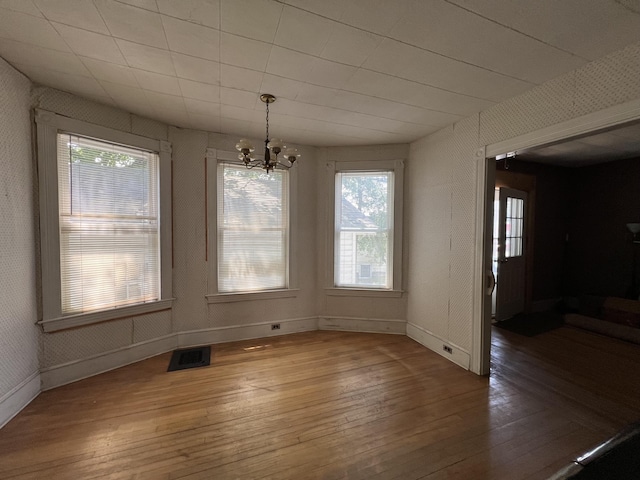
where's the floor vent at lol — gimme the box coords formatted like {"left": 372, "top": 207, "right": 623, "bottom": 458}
{"left": 167, "top": 346, "right": 211, "bottom": 372}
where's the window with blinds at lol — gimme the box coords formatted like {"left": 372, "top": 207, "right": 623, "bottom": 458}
{"left": 217, "top": 164, "right": 289, "bottom": 293}
{"left": 335, "top": 171, "right": 394, "bottom": 289}
{"left": 57, "top": 133, "right": 160, "bottom": 315}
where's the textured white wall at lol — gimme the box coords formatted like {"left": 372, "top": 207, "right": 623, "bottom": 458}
{"left": 407, "top": 40, "right": 640, "bottom": 358}
{"left": 0, "top": 58, "right": 39, "bottom": 399}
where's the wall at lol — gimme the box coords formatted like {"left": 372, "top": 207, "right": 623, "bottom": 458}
{"left": 407, "top": 41, "right": 640, "bottom": 371}
{"left": 0, "top": 57, "right": 40, "bottom": 427}
{"left": 565, "top": 156, "right": 640, "bottom": 298}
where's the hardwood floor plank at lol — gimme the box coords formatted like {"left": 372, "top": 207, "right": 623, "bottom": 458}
{"left": 1, "top": 328, "right": 639, "bottom": 479}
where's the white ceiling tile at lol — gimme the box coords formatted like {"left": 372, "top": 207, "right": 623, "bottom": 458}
{"left": 171, "top": 53, "right": 220, "bottom": 85}
{"left": 99, "top": 80, "right": 148, "bottom": 107}
{"left": 17, "top": 63, "right": 107, "bottom": 98}
{"left": 339, "top": 0, "right": 412, "bottom": 36}
{"left": 447, "top": 0, "right": 640, "bottom": 61}
{"left": 156, "top": 0, "right": 220, "bottom": 29}
{"left": 179, "top": 78, "right": 220, "bottom": 102}
{"left": 116, "top": 40, "right": 176, "bottom": 75}
{"left": 0, "top": 8, "right": 70, "bottom": 51}
{"left": 0, "top": 0, "right": 43, "bottom": 17}
{"left": 295, "top": 84, "right": 337, "bottom": 105}
{"left": 184, "top": 97, "right": 220, "bottom": 116}
{"left": 265, "top": 46, "right": 314, "bottom": 82}
{"left": 320, "top": 23, "right": 382, "bottom": 67}
{"left": 94, "top": 0, "right": 167, "bottom": 48}
{"left": 221, "top": 104, "right": 263, "bottom": 123}
{"left": 220, "top": 87, "right": 259, "bottom": 109}
{"left": 220, "top": 32, "right": 272, "bottom": 71}
{"left": 259, "top": 74, "right": 305, "bottom": 101}
{"left": 220, "top": 0, "right": 282, "bottom": 43}
{"left": 116, "top": 0, "right": 158, "bottom": 12}
{"left": 133, "top": 69, "right": 180, "bottom": 95}
{"left": 344, "top": 68, "right": 494, "bottom": 116}
{"left": 81, "top": 58, "right": 139, "bottom": 87}
{"left": 331, "top": 90, "right": 461, "bottom": 127}
{"left": 144, "top": 90, "right": 187, "bottom": 114}
{"left": 51, "top": 22, "right": 127, "bottom": 65}
{"left": 305, "top": 58, "right": 357, "bottom": 89}
{"left": 362, "top": 38, "right": 534, "bottom": 102}
{"left": 0, "top": 39, "right": 89, "bottom": 76}
{"left": 33, "top": 0, "right": 109, "bottom": 34}
{"left": 162, "top": 15, "right": 219, "bottom": 61}
{"left": 187, "top": 112, "right": 221, "bottom": 132}
{"left": 389, "top": 1, "right": 586, "bottom": 84}
{"left": 281, "top": 0, "right": 347, "bottom": 20}
{"left": 274, "top": 5, "right": 333, "bottom": 56}
{"left": 220, "top": 116, "right": 263, "bottom": 137}
{"left": 220, "top": 64, "right": 264, "bottom": 92}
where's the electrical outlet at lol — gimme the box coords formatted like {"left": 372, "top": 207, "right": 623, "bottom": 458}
{"left": 443, "top": 345, "right": 453, "bottom": 354}
{"left": 271, "top": 323, "right": 281, "bottom": 330}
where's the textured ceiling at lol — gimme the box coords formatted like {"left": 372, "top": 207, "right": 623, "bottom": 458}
{"left": 1, "top": 0, "right": 640, "bottom": 147}
{"left": 516, "top": 121, "right": 640, "bottom": 167}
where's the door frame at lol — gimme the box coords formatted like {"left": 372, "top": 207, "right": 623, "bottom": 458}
{"left": 470, "top": 97, "right": 640, "bottom": 376}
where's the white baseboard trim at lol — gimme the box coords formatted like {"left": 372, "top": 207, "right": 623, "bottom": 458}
{"left": 40, "top": 335, "right": 177, "bottom": 391}
{"left": 531, "top": 298, "right": 561, "bottom": 312}
{"left": 0, "top": 371, "right": 40, "bottom": 429}
{"left": 178, "top": 316, "right": 319, "bottom": 347}
{"left": 407, "top": 322, "right": 470, "bottom": 369}
{"left": 319, "top": 316, "right": 406, "bottom": 334}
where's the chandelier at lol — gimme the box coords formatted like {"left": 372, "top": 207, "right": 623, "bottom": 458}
{"left": 235, "top": 93, "right": 300, "bottom": 174}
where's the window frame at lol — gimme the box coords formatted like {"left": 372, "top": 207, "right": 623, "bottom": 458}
{"left": 325, "top": 159, "right": 404, "bottom": 297}
{"left": 35, "top": 109, "right": 173, "bottom": 332}
{"left": 205, "top": 148, "right": 298, "bottom": 303}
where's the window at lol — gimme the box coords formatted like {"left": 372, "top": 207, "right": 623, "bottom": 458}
{"left": 36, "top": 110, "right": 172, "bottom": 332}
{"left": 57, "top": 134, "right": 160, "bottom": 314}
{"left": 326, "top": 160, "right": 404, "bottom": 295}
{"left": 335, "top": 171, "right": 393, "bottom": 288}
{"left": 217, "top": 163, "right": 289, "bottom": 293}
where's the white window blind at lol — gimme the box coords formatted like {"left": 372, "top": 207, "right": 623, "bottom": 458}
{"left": 217, "top": 164, "right": 289, "bottom": 293}
{"left": 57, "top": 133, "right": 160, "bottom": 315}
{"left": 335, "top": 171, "right": 394, "bottom": 289}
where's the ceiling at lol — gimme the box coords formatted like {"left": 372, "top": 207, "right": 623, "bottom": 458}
{"left": 513, "top": 121, "right": 640, "bottom": 167}
{"left": 2, "top": 0, "right": 640, "bottom": 147}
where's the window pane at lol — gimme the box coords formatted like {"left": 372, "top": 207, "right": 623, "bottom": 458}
{"left": 57, "top": 134, "right": 160, "bottom": 314}
{"left": 335, "top": 171, "right": 393, "bottom": 288}
{"left": 218, "top": 164, "right": 288, "bottom": 293}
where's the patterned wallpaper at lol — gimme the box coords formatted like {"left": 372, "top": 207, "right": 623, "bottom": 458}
{"left": 0, "top": 58, "right": 39, "bottom": 398}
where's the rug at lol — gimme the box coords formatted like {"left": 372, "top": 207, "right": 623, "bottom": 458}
{"left": 495, "top": 311, "right": 564, "bottom": 337}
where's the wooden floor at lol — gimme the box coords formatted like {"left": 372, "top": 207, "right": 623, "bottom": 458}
{"left": 1, "top": 327, "right": 639, "bottom": 479}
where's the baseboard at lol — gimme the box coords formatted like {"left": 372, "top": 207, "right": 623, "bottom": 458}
{"left": 531, "top": 298, "right": 561, "bottom": 312}
{"left": 406, "top": 322, "right": 470, "bottom": 369}
{"left": 40, "top": 334, "right": 177, "bottom": 391}
{"left": 0, "top": 371, "right": 40, "bottom": 429}
{"left": 318, "top": 316, "right": 406, "bottom": 334}
{"left": 178, "top": 316, "right": 319, "bottom": 347}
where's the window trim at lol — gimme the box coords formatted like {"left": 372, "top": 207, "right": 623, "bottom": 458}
{"left": 326, "top": 159, "right": 404, "bottom": 294}
{"left": 205, "top": 148, "right": 298, "bottom": 303}
{"left": 35, "top": 109, "right": 173, "bottom": 332}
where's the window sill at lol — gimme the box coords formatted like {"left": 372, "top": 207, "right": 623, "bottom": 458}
{"left": 38, "top": 298, "right": 174, "bottom": 333}
{"left": 206, "top": 289, "right": 299, "bottom": 304}
{"left": 324, "top": 288, "right": 404, "bottom": 298}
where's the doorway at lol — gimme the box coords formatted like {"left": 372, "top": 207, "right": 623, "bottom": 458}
{"left": 492, "top": 187, "right": 528, "bottom": 321}
{"left": 473, "top": 102, "right": 640, "bottom": 376}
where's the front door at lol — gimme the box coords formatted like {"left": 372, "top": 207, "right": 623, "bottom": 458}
{"left": 495, "top": 188, "right": 527, "bottom": 321}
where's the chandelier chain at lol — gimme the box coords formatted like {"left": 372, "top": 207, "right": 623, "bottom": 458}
{"left": 265, "top": 100, "right": 270, "bottom": 142}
